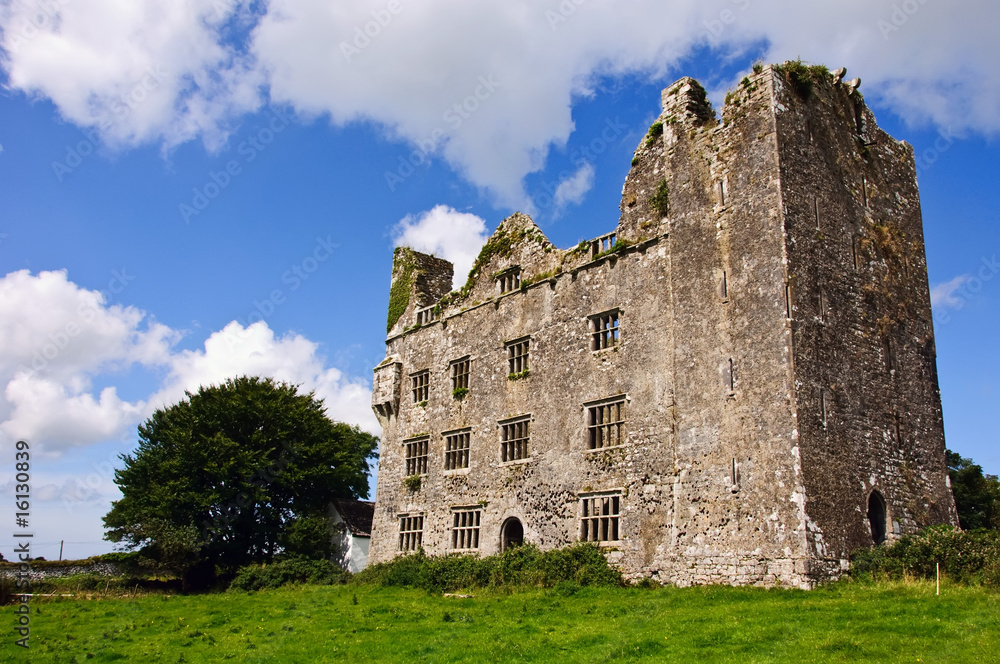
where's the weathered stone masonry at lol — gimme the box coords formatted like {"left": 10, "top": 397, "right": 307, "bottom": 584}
{"left": 369, "top": 64, "right": 958, "bottom": 588}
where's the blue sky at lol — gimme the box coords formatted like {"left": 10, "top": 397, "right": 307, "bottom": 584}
{"left": 1, "top": 0, "right": 997, "bottom": 560}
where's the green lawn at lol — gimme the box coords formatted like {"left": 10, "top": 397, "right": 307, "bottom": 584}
{"left": 3, "top": 581, "right": 998, "bottom": 663}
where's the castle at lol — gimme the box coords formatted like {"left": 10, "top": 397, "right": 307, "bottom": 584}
{"left": 368, "top": 63, "right": 958, "bottom": 587}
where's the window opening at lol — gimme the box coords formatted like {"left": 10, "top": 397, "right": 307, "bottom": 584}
{"left": 590, "top": 310, "right": 620, "bottom": 351}
{"left": 506, "top": 337, "right": 530, "bottom": 376}
{"left": 411, "top": 370, "right": 429, "bottom": 403}
{"left": 451, "top": 508, "right": 481, "bottom": 550}
{"left": 444, "top": 429, "right": 471, "bottom": 471}
{"left": 586, "top": 397, "right": 626, "bottom": 450}
{"left": 398, "top": 514, "right": 424, "bottom": 551}
{"left": 404, "top": 436, "right": 429, "bottom": 476}
{"left": 500, "top": 417, "right": 530, "bottom": 462}
{"left": 580, "top": 493, "right": 621, "bottom": 542}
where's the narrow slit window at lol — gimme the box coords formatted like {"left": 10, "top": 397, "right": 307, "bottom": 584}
{"left": 814, "top": 197, "right": 821, "bottom": 230}
{"left": 719, "top": 271, "right": 729, "bottom": 301}
{"left": 785, "top": 283, "right": 793, "bottom": 320}
{"left": 852, "top": 235, "right": 861, "bottom": 271}
{"left": 884, "top": 337, "right": 896, "bottom": 374}
{"left": 725, "top": 359, "right": 736, "bottom": 393}
{"left": 404, "top": 436, "right": 429, "bottom": 476}
{"left": 586, "top": 397, "right": 626, "bottom": 450}
{"left": 590, "top": 310, "right": 620, "bottom": 351}
{"left": 580, "top": 493, "right": 621, "bottom": 542}
{"left": 444, "top": 429, "right": 471, "bottom": 471}
{"left": 500, "top": 417, "right": 530, "bottom": 462}
{"left": 819, "top": 289, "right": 827, "bottom": 324}
{"left": 716, "top": 179, "right": 726, "bottom": 207}
{"left": 820, "top": 389, "right": 828, "bottom": 429}
{"left": 451, "top": 508, "right": 481, "bottom": 550}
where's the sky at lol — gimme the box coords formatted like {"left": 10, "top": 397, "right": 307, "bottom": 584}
{"left": 0, "top": 0, "right": 997, "bottom": 561}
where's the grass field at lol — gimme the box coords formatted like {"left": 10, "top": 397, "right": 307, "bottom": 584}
{"left": 2, "top": 580, "right": 998, "bottom": 663}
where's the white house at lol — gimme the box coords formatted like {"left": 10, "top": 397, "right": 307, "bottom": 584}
{"left": 330, "top": 499, "right": 375, "bottom": 573}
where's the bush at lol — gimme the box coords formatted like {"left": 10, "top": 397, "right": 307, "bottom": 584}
{"left": 353, "top": 543, "right": 623, "bottom": 592}
{"left": 850, "top": 526, "right": 1000, "bottom": 586}
{"left": 229, "top": 557, "right": 349, "bottom": 591}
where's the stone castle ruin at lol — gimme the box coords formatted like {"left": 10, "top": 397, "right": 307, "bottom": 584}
{"left": 368, "top": 63, "right": 958, "bottom": 587}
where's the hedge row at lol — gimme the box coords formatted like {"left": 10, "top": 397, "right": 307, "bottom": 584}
{"left": 353, "top": 543, "right": 623, "bottom": 592}
{"left": 851, "top": 526, "right": 1000, "bottom": 586}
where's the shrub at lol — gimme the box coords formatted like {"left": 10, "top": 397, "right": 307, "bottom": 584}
{"left": 403, "top": 475, "right": 422, "bottom": 492}
{"left": 229, "top": 557, "right": 349, "bottom": 591}
{"left": 850, "top": 526, "right": 1000, "bottom": 587}
{"left": 645, "top": 121, "right": 664, "bottom": 147}
{"left": 354, "top": 543, "right": 623, "bottom": 592}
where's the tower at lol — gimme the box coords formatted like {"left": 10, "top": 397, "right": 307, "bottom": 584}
{"left": 368, "top": 63, "right": 957, "bottom": 587}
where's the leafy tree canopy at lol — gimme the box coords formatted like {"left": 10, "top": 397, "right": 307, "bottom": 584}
{"left": 103, "top": 376, "right": 378, "bottom": 578}
{"left": 947, "top": 449, "right": 1000, "bottom": 531}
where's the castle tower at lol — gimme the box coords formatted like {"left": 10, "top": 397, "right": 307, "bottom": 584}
{"left": 368, "top": 63, "right": 957, "bottom": 587}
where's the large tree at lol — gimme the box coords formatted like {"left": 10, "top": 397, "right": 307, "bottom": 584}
{"left": 103, "top": 376, "right": 378, "bottom": 581}
{"left": 947, "top": 449, "right": 1000, "bottom": 531}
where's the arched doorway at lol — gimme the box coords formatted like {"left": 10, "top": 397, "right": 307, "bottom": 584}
{"left": 867, "top": 490, "right": 887, "bottom": 545}
{"left": 501, "top": 517, "right": 524, "bottom": 551}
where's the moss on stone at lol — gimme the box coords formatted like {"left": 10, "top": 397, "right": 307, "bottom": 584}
{"left": 387, "top": 249, "right": 415, "bottom": 333}
{"left": 649, "top": 179, "right": 670, "bottom": 217}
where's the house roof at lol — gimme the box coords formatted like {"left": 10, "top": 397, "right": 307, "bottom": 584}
{"left": 333, "top": 499, "right": 375, "bottom": 538}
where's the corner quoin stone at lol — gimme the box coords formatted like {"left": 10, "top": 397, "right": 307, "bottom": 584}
{"left": 368, "top": 63, "right": 958, "bottom": 588}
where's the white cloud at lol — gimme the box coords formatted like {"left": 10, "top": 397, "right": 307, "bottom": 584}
{"left": 553, "top": 162, "right": 596, "bottom": 213}
{"left": 391, "top": 205, "right": 490, "bottom": 289}
{"left": 0, "top": 271, "right": 377, "bottom": 453}
{"left": 148, "top": 321, "right": 378, "bottom": 434}
{"left": 931, "top": 274, "right": 972, "bottom": 310}
{"left": 2, "top": 1, "right": 999, "bottom": 202}
{"left": 0, "top": 0, "right": 263, "bottom": 149}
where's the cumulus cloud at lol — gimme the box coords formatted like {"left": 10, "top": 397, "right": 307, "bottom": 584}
{"left": 148, "top": 321, "right": 378, "bottom": 433}
{"left": 0, "top": 0, "right": 263, "bottom": 149}
{"left": 0, "top": 271, "right": 377, "bottom": 453}
{"left": 391, "top": 205, "right": 490, "bottom": 288}
{"left": 2, "top": 1, "right": 999, "bottom": 202}
{"left": 553, "top": 162, "right": 596, "bottom": 213}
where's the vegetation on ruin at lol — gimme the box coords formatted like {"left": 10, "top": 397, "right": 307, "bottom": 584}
{"left": 644, "top": 121, "right": 664, "bottom": 147}
{"left": 649, "top": 178, "right": 670, "bottom": 217}
{"left": 386, "top": 247, "right": 415, "bottom": 332}
{"left": 774, "top": 59, "right": 830, "bottom": 99}
{"left": 592, "top": 239, "right": 634, "bottom": 262}
{"left": 507, "top": 369, "right": 530, "bottom": 381}
{"left": 402, "top": 474, "right": 422, "bottom": 492}
{"left": 5, "top": 579, "right": 997, "bottom": 662}
{"left": 519, "top": 266, "right": 562, "bottom": 290}
{"left": 452, "top": 387, "right": 469, "bottom": 400}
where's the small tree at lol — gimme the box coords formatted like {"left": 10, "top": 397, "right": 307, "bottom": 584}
{"left": 103, "top": 376, "right": 378, "bottom": 586}
{"left": 947, "top": 449, "right": 1000, "bottom": 531}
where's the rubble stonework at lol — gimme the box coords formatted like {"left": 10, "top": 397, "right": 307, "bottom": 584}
{"left": 368, "top": 63, "right": 958, "bottom": 588}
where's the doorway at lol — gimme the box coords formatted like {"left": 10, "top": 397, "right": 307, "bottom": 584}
{"left": 501, "top": 517, "right": 524, "bottom": 551}
{"left": 867, "top": 490, "right": 887, "bottom": 545}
